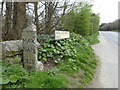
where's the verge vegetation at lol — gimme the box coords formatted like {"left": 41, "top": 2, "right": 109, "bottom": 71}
{"left": 1, "top": 1, "right": 100, "bottom": 88}
{"left": 1, "top": 33, "right": 99, "bottom": 88}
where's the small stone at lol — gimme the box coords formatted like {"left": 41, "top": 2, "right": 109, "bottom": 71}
{"left": 36, "top": 61, "right": 44, "bottom": 71}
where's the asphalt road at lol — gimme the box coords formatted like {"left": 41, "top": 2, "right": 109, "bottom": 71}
{"left": 101, "top": 31, "right": 119, "bottom": 46}
{"left": 89, "top": 31, "right": 118, "bottom": 88}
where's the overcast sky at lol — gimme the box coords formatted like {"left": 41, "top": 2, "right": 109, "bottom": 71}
{"left": 0, "top": 0, "right": 119, "bottom": 24}
{"left": 92, "top": 0, "right": 120, "bottom": 24}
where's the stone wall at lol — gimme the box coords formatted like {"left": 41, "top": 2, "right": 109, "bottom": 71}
{"left": 0, "top": 40, "right": 23, "bottom": 63}
{"left": 0, "top": 40, "right": 43, "bottom": 71}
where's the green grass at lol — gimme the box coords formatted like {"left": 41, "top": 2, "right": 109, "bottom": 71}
{"left": 25, "top": 71, "right": 68, "bottom": 88}
{"left": 111, "top": 30, "right": 120, "bottom": 32}
{"left": 85, "top": 32, "right": 100, "bottom": 45}
{"left": 2, "top": 32, "right": 99, "bottom": 88}
{"left": 74, "top": 44, "right": 98, "bottom": 87}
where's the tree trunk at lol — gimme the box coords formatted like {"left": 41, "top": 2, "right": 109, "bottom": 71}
{"left": 34, "top": 2, "right": 39, "bottom": 34}
{"left": 12, "top": 2, "right": 26, "bottom": 40}
{"left": 4, "top": 2, "right": 12, "bottom": 40}
{"left": 45, "top": 2, "right": 54, "bottom": 34}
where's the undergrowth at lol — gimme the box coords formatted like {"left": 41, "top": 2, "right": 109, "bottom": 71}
{"left": 85, "top": 32, "right": 100, "bottom": 45}
{"left": 1, "top": 32, "right": 99, "bottom": 88}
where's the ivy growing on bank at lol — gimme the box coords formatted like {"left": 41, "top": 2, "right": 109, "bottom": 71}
{"left": 37, "top": 32, "right": 99, "bottom": 87}
{"left": 1, "top": 33, "right": 99, "bottom": 88}
{"left": 38, "top": 32, "right": 99, "bottom": 63}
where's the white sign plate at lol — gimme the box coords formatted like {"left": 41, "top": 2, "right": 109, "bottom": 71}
{"left": 55, "top": 31, "right": 70, "bottom": 40}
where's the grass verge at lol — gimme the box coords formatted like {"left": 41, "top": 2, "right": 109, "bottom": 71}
{"left": 85, "top": 32, "right": 100, "bottom": 45}
{"left": 2, "top": 32, "right": 99, "bottom": 88}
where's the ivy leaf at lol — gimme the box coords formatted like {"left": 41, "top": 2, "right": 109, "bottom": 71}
{"left": 43, "top": 58, "right": 47, "bottom": 61}
{"left": 15, "top": 57, "right": 21, "bottom": 63}
{"left": 44, "top": 43, "right": 48, "bottom": 48}
{"left": 55, "top": 60, "right": 58, "bottom": 64}
{"left": 10, "top": 75, "right": 18, "bottom": 83}
{"left": 0, "top": 77, "right": 10, "bottom": 84}
{"left": 56, "top": 51, "right": 60, "bottom": 54}
{"left": 56, "top": 42, "right": 61, "bottom": 47}
{"left": 57, "top": 55, "right": 63, "bottom": 59}
{"left": 39, "top": 56, "right": 42, "bottom": 59}
{"left": 51, "top": 44, "right": 55, "bottom": 48}
{"left": 42, "top": 53, "right": 46, "bottom": 57}
{"left": 47, "top": 52, "right": 53, "bottom": 57}
{"left": 42, "top": 49, "right": 47, "bottom": 52}
{"left": 53, "top": 49, "right": 57, "bottom": 53}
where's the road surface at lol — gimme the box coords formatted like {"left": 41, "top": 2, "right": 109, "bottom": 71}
{"left": 90, "top": 31, "right": 118, "bottom": 88}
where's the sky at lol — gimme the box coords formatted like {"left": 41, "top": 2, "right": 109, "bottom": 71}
{"left": 92, "top": 0, "right": 120, "bottom": 24}
{"left": 70, "top": 0, "right": 119, "bottom": 24}
{"left": 0, "top": 0, "right": 119, "bottom": 24}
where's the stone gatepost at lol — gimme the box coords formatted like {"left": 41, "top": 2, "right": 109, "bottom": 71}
{"left": 22, "top": 21, "right": 43, "bottom": 71}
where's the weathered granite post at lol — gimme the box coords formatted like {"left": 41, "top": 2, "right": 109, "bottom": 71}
{"left": 22, "top": 20, "right": 43, "bottom": 71}
{"left": 0, "top": 15, "right": 2, "bottom": 62}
